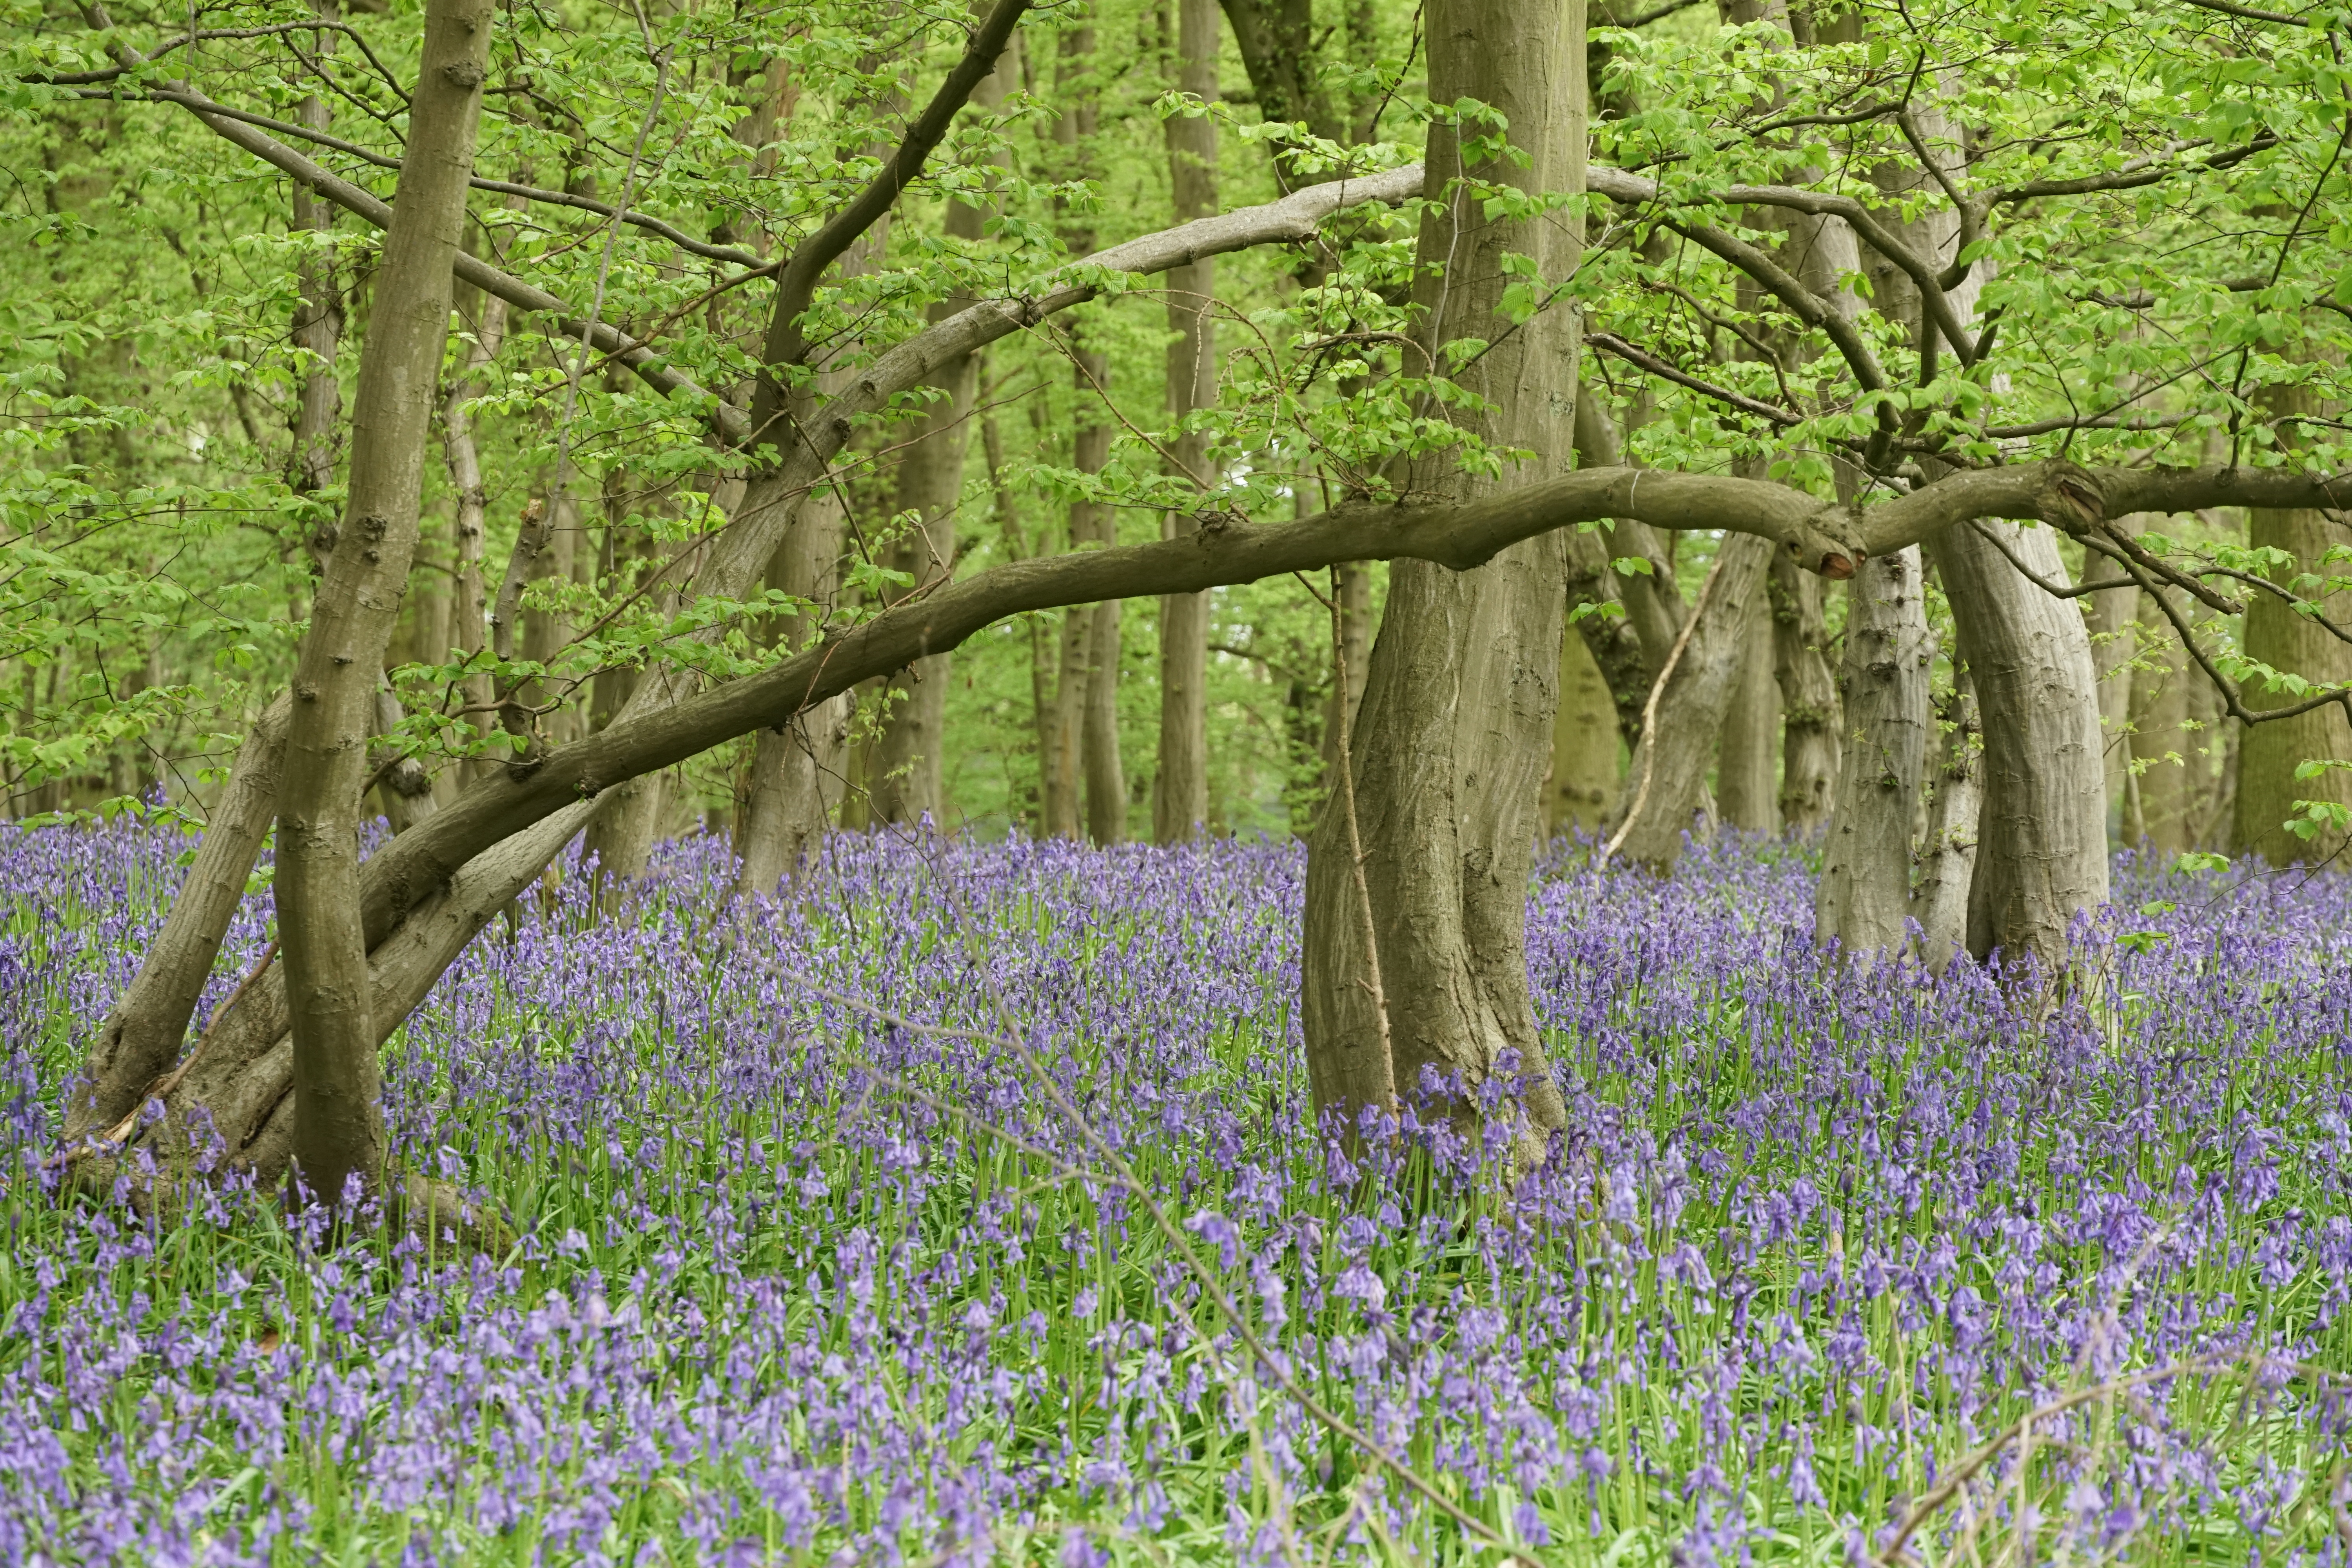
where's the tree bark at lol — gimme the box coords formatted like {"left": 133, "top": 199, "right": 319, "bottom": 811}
{"left": 67, "top": 694, "right": 290, "bottom": 1142}
{"left": 1321, "top": 562, "right": 1371, "bottom": 785}
{"left": 1154, "top": 0, "right": 1219, "bottom": 843}
{"left": 1813, "top": 546, "right": 1930, "bottom": 956}
{"left": 272, "top": 0, "right": 493, "bottom": 1204}
{"left": 1301, "top": 0, "right": 1583, "bottom": 1165}
{"left": 1546, "top": 620, "right": 1618, "bottom": 836}
{"left": 439, "top": 288, "right": 504, "bottom": 785}
{"left": 1911, "top": 662, "right": 1981, "bottom": 966}
{"left": 1715, "top": 592, "right": 1780, "bottom": 833}
{"left": 2128, "top": 588, "right": 2196, "bottom": 855}
{"left": 1769, "top": 552, "right": 1839, "bottom": 831}
{"left": 1926, "top": 523, "right": 2107, "bottom": 969}
{"left": 288, "top": 7, "right": 343, "bottom": 509}
{"left": 2084, "top": 536, "right": 2141, "bottom": 828}
{"left": 370, "top": 679, "right": 438, "bottom": 834}
{"left": 1084, "top": 596, "right": 1127, "bottom": 845}
{"left": 2234, "top": 398, "right": 2352, "bottom": 863}
{"left": 1610, "top": 533, "right": 1775, "bottom": 868}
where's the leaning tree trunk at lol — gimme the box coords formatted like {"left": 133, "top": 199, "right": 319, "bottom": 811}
{"left": 1153, "top": 0, "right": 1218, "bottom": 844}
{"left": 2234, "top": 388, "right": 2352, "bottom": 864}
{"left": 1812, "top": 546, "right": 1930, "bottom": 956}
{"left": 1911, "top": 662, "right": 1982, "bottom": 965}
{"left": 1608, "top": 534, "right": 1775, "bottom": 869}
{"left": 67, "top": 693, "right": 290, "bottom": 1142}
{"left": 1927, "top": 522, "right": 2107, "bottom": 970}
{"left": 1301, "top": 0, "right": 1583, "bottom": 1165}
{"left": 273, "top": 0, "right": 494, "bottom": 1203}
{"left": 1715, "top": 592, "right": 1780, "bottom": 833}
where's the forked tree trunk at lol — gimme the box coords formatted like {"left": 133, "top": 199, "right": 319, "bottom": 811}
{"left": 1769, "top": 552, "right": 1839, "bottom": 831}
{"left": 1153, "top": 0, "right": 1218, "bottom": 843}
{"left": 1812, "top": 546, "right": 1930, "bottom": 956}
{"left": 1301, "top": 0, "right": 1582, "bottom": 1165}
{"left": 273, "top": 0, "right": 494, "bottom": 1203}
{"left": 1927, "top": 522, "right": 2107, "bottom": 968}
{"left": 1608, "top": 533, "right": 1775, "bottom": 868}
{"left": 1715, "top": 593, "right": 1779, "bottom": 833}
{"left": 1911, "top": 662, "right": 1981, "bottom": 965}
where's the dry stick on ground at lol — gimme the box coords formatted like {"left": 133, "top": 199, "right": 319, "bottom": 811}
{"left": 801, "top": 986, "right": 1549, "bottom": 1568}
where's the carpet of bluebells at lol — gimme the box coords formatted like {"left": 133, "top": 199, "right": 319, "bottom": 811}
{"left": 2, "top": 822, "right": 2350, "bottom": 1566}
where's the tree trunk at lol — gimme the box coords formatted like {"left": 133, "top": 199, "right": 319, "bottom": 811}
{"left": 2084, "top": 540, "right": 2141, "bottom": 829}
{"left": 1608, "top": 534, "right": 1775, "bottom": 868}
{"left": 1926, "top": 523, "right": 2107, "bottom": 969}
{"left": 1154, "top": 0, "right": 1219, "bottom": 843}
{"left": 273, "top": 0, "right": 493, "bottom": 1204}
{"left": 1769, "top": 552, "right": 1838, "bottom": 832}
{"left": 735, "top": 488, "right": 851, "bottom": 895}
{"left": 1083, "top": 600, "right": 1127, "bottom": 844}
{"left": 439, "top": 288, "right": 504, "bottom": 786}
{"left": 1812, "top": 546, "right": 1930, "bottom": 956}
{"left": 2128, "top": 588, "right": 2196, "bottom": 855}
{"left": 869, "top": 378, "right": 973, "bottom": 827}
{"left": 1301, "top": 0, "right": 1583, "bottom": 1164}
{"left": 1715, "top": 592, "right": 1779, "bottom": 833}
{"left": 370, "top": 679, "right": 439, "bottom": 834}
{"left": 288, "top": 9, "right": 343, "bottom": 509}
{"left": 1911, "top": 662, "right": 1981, "bottom": 966}
{"left": 67, "top": 693, "right": 290, "bottom": 1142}
{"left": 2234, "top": 427, "right": 2352, "bottom": 862}
{"left": 1321, "top": 562, "right": 1371, "bottom": 785}
{"left": 1546, "top": 620, "right": 1618, "bottom": 836}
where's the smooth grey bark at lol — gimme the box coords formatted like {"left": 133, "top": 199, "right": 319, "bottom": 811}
{"left": 1547, "top": 620, "right": 1619, "bottom": 835}
{"left": 1081, "top": 597, "right": 1128, "bottom": 844}
{"left": 1609, "top": 533, "right": 1775, "bottom": 868}
{"left": 1321, "top": 562, "right": 1371, "bottom": 786}
{"left": 1813, "top": 547, "right": 1930, "bottom": 955}
{"left": 735, "top": 495, "right": 850, "bottom": 895}
{"left": 1911, "top": 662, "right": 1981, "bottom": 965}
{"left": 1715, "top": 592, "right": 1780, "bottom": 833}
{"left": 1153, "top": 0, "right": 1219, "bottom": 844}
{"left": 1301, "top": 0, "right": 1583, "bottom": 1164}
{"left": 67, "top": 693, "right": 290, "bottom": 1142}
{"left": 1769, "top": 552, "right": 1839, "bottom": 831}
{"left": 438, "top": 287, "right": 503, "bottom": 785}
{"left": 2128, "top": 588, "right": 2196, "bottom": 854}
{"left": 288, "top": 11, "right": 342, "bottom": 508}
{"left": 274, "top": 0, "right": 493, "bottom": 1204}
{"left": 2085, "top": 528, "right": 2142, "bottom": 824}
{"left": 1927, "top": 523, "right": 2107, "bottom": 968}
{"left": 2235, "top": 387, "right": 2352, "bottom": 862}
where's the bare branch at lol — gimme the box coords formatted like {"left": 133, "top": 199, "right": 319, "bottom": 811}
{"left": 1588, "top": 331, "right": 1809, "bottom": 429}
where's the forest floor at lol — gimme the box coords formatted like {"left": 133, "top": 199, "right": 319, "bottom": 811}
{"left": 2, "top": 825, "right": 2349, "bottom": 1565}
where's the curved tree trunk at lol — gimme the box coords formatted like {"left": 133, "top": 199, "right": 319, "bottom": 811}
{"left": 1911, "top": 662, "right": 1981, "bottom": 965}
{"left": 1608, "top": 534, "right": 1774, "bottom": 868}
{"left": 1926, "top": 522, "right": 2107, "bottom": 969}
{"left": 1153, "top": 0, "right": 1219, "bottom": 843}
{"left": 1301, "top": 0, "right": 1583, "bottom": 1164}
{"left": 67, "top": 693, "right": 290, "bottom": 1142}
{"left": 274, "top": 0, "right": 494, "bottom": 1203}
{"left": 1812, "top": 546, "right": 1929, "bottom": 956}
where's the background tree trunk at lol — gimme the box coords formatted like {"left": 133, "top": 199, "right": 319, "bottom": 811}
{"left": 1927, "top": 523, "right": 2107, "bottom": 969}
{"left": 1302, "top": 0, "right": 1583, "bottom": 1164}
{"left": 1715, "top": 593, "right": 1779, "bottom": 833}
{"left": 1911, "top": 662, "right": 1982, "bottom": 965}
{"left": 1769, "top": 553, "right": 1838, "bottom": 831}
{"left": 273, "top": 0, "right": 494, "bottom": 1204}
{"left": 2128, "top": 589, "right": 2196, "bottom": 856}
{"left": 1083, "top": 597, "right": 1127, "bottom": 844}
{"left": 1546, "top": 623, "right": 1618, "bottom": 835}
{"left": 1813, "top": 546, "right": 1929, "bottom": 955}
{"left": 1610, "top": 534, "right": 1775, "bottom": 868}
{"left": 2085, "top": 533, "right": 2143, "bottom": 832}
{"left": 2234, "top": 395, "right": 2352, "bottom": 862}
{"left": 288, "top": 7, "right": 343, "bottom": 510}
{"left": 1153, "top": 0, "right": 1218, "bottom": 843}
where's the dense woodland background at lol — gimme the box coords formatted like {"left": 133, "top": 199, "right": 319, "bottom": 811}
{"left": 6, "top": 0, "right": 2345, "bottom": 864}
